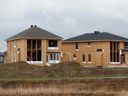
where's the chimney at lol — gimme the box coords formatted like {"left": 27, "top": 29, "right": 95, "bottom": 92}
{"left": 31, "top": 25, "right": 33, "bottom": 28}
{"left": 94, "top": 31, "right": 100, "bottom": 34}
{"left": 34, "top": 25, "right": 37, "bottom": 27}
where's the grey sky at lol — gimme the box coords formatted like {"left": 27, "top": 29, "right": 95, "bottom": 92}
{"left": 0, "top": 0, "right": 128, "bottom": 51}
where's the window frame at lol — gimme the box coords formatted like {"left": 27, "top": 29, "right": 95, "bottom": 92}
{"left": 88, "top": 54, "right": 91, "bottom": 63}
{"left": 48, "top": 40, "right": 58, "bottom": 47}
{"left": 82, "top": 54, "right": 86, "bottom": 63}
{"left": 27, "top": 39, "right": 42, "bottom": 61}
{"left": 87, "top": 42, "right": 91, "bottom": 47}
{"left": 110, "top": 42, "right": 120, "bottom": 64}
{"left": 75, "top": 43, "right": 79, "bottom": 50}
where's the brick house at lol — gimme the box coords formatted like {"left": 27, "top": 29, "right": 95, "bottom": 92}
{"left": 62, "top": 31, "right": 128, "bottom": 66}
{"left": 6, "top": 25, "right": 62, "bottom": 65}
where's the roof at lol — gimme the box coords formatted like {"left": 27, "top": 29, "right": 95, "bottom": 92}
{"left": 6, "top": 25, "right": 62, "bottom": 41}
{"left": 64, "top": 32, "right": 128, "bottom": 42}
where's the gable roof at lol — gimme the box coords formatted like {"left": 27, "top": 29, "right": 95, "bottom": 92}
{"left": 64, "top": 32, "right": 128, "bottom": 42}
{"left": 6, "top": 25, "right": 62, "bottom": 41}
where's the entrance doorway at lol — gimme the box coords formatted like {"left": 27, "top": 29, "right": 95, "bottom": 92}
{"left": 95, "top": 53, "right": 103, "bottom": 66}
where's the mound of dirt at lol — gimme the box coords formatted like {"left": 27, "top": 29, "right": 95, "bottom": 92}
{"left": 0, "top": 61, "right": 128, "bottom": 79}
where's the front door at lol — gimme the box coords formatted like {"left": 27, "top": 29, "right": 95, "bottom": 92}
{"left": 95, "top": 53, "right": 102, "bottom": 66}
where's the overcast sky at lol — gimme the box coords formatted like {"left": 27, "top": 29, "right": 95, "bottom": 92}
{"left": 0, "top": 0, "right": 128, "bottom": 51}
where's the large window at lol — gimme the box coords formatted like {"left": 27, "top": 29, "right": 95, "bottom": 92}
{"left": 110, "top": 42, "right": 119, "bottom": 62}
{"left": 48, "top": 40, "right": 58, "bottom": 47}
{"left": 27, "top": 40, "right": 41, "bottom": 61}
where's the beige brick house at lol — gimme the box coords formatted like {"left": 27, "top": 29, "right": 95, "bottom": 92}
{"left": 6, "top": 25, "right": 128, "bottom": 67}
{"left": 6, "top": 25, "right": 62, "bottom": 65}
{"left": 62, "top": 31, "right": 128, "bottom": 66}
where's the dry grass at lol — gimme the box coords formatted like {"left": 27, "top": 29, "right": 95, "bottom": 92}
{"left": 0, "top": 87, "right": 127, "bottom": 96}
{"left": 0, "top": 79, "right": 128, "bottom": 96}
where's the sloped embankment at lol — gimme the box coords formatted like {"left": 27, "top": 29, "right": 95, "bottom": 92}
{"left": 0, "top": 61, "right": 128, "bottom": 79}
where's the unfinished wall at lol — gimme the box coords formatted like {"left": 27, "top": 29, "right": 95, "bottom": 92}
{"left": 62, "top": 41, "right": 112, "bottom": 66}
{"left": 6, "top": 39, "right": 27, "bottom": 63}
{"left": 62, "top": 41, "right": 126, "bottom": 66}
{"left": 7, "top": 39, "right": 62, "bottom": 64}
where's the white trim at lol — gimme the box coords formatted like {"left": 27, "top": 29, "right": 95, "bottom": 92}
{"left": 109, "top": 62, "right": 120, "bottom": 64}
{"left": 13, "top": 46, "right": 17, "bottom": 48}
{"left": 88, "top": 62, "right": 92, "bottom": 64}
{"left": 48, "top": 47, "right": 58, "bottom": 50}
{"left": 73, "top": 58, "right": 77, "bottom": 60}
{"left": 87, "top": 45, "right": 91, "bottom": 47}
{"left": 120, "top": 50, "right": 122, "bottom": 55}
{"left": 82, "top": 62, "right": 86, "bottom": 64}
{"left": 26, "top": 61, "right": 43, "bottom": 64}
{"left": 75, "top": 49, "right": 79, "bottom": 51}
{"left": 48, "top": 60, "right": 60, "bottom": 63}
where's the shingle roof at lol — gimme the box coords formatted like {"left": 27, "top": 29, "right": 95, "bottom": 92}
{"left": 64, "top": 32, "right": 128, "bottom": 42}
{"left": 6, "top": 26, "right": 62, "bottom": 41}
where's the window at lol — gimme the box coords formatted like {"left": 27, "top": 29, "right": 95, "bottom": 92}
{"left": 27, "top": 40, "right": 41, "bottom": 61}
{"left": 49, "top": 53, "right": 60, "bottom": 61}
{"left": 82, "top": 54, "right": 85, "bottom": 62}
{"left": 47, "top": 53, "right": 60, "bottom": 63}
{"left": 125, "top": 42, "right": 128, "bottom": 49}
{"left": 110, "top": 42, "right": 119, "bottom": 62}
{"left": 96, "top": 49, "right": 103, "bottom": 52}
{"left": 49, "top": 40, "right": 58, "bottom": 47}
{"left": 88, "top": 54, "right": 91, "bottom": 62}
{"left": 73, "top": 54, "right": 76, "bottom": 59}
{"left": 13, "top": 41, "right": 16, "bottom": 48}
{"left": 87, "top": 42, "right": 91, "bottom": 47}
{"left": 75, "top": 43, "right": 79, "bottom": 49}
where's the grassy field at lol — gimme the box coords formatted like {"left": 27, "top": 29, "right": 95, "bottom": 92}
{"left": 0, "top": 62, "right": 128, "bottom": 95}
{"left": 0, "top": 79, "right": 127, "bottom": 96}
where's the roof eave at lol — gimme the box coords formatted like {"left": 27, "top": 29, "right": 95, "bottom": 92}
{"left": 6, "top": 37, "right": 63, "bottom": 41}
{"left": 62, "top": 39, "right": 126, "bottom": 43}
